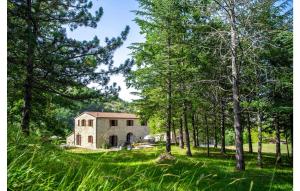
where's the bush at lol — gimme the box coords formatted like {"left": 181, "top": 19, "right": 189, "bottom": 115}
{"left": 102, "top": 142, "right": 110, "bottom": 149}
{"left": 225, "top": 130, "right": 235, "bottom": 146}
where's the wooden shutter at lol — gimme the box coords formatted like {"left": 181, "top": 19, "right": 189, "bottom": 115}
{"left": 76, "top": 134, "right": 81, "bottom": 145}
{"left": 89, "top": 120, "right": 93, "bottom": 126}
{"left": 88, "top": 136, "right": 93, "bottom": 143}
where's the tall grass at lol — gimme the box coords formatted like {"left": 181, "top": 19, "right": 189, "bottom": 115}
{"left": 8, "top": 127, "right": 292, "bottom": 191}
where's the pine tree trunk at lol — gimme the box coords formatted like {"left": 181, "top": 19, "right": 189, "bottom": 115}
{"left": 247, "top": 113, "right": 253, "bottom": 153}
{"left": 192, "top": 114, "right": 197, "bottom": 147}
{"left": 257, "top": 112, "right": 263, "bottom": 168}
{"left": 166, "top": 37, "right": 172, "bottom": 153}
{"left": 183, "top": 103, "right": 192, "bottom": 156}
{"left": 229, "top": 0, "right": 245, "bottom": 171}
{"left": 220, "top": 99, "right": 226, "bottom": 154}
{"left": 179, "top": 116, "right": 184, "bottom": 149}
{"left": 205, "top": 113, "right": 210, "bottom": 157}
{"left": 284, "top": 126, "right": 290, "bottom": 159}
{"left": 275, "top": 116, "right": 281, "bottom": 164}
{"left": 172, "top": 120, "right": 178, "bottom": 145}
{"left": 214, "top": 111, "right": 218, "bottom": 148}
{"left": 22, "top": 0, "right": 36, "bottom": 136}
{"left": 290, "top": 113, "right": 293, "bottom": 158}
{"left": 195, "top": 115, "right": 200, "bottom": 147}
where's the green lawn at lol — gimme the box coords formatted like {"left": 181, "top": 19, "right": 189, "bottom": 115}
{"left": 227, "top": 143, "right": 291, "bottom": 154}
{"left": 8, "top": 143, "right": 293, "bottom": 191}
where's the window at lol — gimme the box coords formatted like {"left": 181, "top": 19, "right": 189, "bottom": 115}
{"left": 127, "top": 120, "right": 134, "bottom": 126}
{"left": 88, "top": 136, "right": 93, "bottom": 143}
{"left": 81, "top": 119, "right": 86, "bottom": 126}
{"left": 88, "top": 120, "right": 93, "bottom": 126}
{"left": 77, "top": 120, "right": 80, "bottom": 126}
{"left": 110, "top": 120, "right": 118, "bottom": 126}
{"left": 141, "top": 121, "right": 147, "bottom": 126}
{"left": 76, "top": 134, "right": 81, "bottom": 145}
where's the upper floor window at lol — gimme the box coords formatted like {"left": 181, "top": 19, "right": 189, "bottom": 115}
{"left": 110, "top": 120, "right": 118, "bottom": 126}
{"left": 88, "top": 120, "right": 93, "bottom": 126}
{"left": 127, "top": 120, "right": 134, "bottom": 126}
{"left": 88, "top": 136, "right": 93, "bottom": 143}
{"left": 81, "top": 119, "right": 86, "bottom": 126}
{"left": 78, "top": 120, "right": 80, "bottom": 126}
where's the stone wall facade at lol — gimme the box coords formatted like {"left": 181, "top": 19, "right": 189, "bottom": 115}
{"left": 74, "top": 113, "right": 97, "bottom": 149}
{"left": 68, "top": 113, "right": 149, "bottom": 149}
{"left": 96, "top": 117, "right": 149, "bottom": 147}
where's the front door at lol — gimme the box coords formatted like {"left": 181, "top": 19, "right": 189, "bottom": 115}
{"left": 126, "top": 133, "right": 133, "bottom": 144}
{"left": 109, "top": 135, "right": 118, "bottom": 147}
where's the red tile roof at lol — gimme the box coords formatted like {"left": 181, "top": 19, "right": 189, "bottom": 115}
{"left": 83, "top": 112, "right": 139, "bottom": 119}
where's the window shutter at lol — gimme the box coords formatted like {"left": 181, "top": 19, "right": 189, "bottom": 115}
{"left": 88, "top": 136, "right": 93, "bottom": 143}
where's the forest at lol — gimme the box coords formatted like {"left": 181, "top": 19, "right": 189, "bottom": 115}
{"left": 7, "top": 0, "right": 293, "bottom": 190}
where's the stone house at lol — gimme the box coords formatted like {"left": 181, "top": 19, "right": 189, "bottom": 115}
{"left": 66, "top": 112, "right": 149, "bottom": 149}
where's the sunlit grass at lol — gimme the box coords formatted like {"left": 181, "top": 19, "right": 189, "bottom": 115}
{"left": 226, "top": 143, "right": 290, "bottom": 154}
{"left": 8, "top": 142, "right": 292, "bottom": 191}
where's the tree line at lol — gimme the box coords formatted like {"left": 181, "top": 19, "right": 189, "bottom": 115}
{"left": 126, "top": 0, "right": 293, "bottom": 171}
{"left": 8, "top": 0, "right": 134, "bottom": 136}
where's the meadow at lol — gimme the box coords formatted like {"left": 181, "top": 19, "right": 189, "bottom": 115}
{"left": 8, "top": 138, "right": 292, "bottom": 191}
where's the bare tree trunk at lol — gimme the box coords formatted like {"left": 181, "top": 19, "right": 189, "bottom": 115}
{"left": 172, "top": 120, "right": 178, "bottom": 145}
{"left": 205, "top": 113, "right": 210, "bottom": 157}
{"left": 275, "top": 116, "right": 281, "bottom": 163}
{"left": 166, "top": 36, "right": 172, "bottom": 153}
{"left": 290, "top": 113, "right": 293, "bottom": 158}
{"left": 183, "top": 103, "right": 192, "bottom": 156}
{"left": 247, "top": 113, "right": 253, "bottom": 153}
{"left": 220, "top": 99, "right": 226, "bottom": 154}
{"left": 229, "top": 0, "right": 245, "bottom": 171}
{"left": 195, "top": 115, "right": 200, "bottom": 147}
{"left": 192, "top": 114, "right": 197, "bottom": 147}
{"left": 214, "top": 111, "right": 218, "bottom": 148}
{"left": 257, "top": 112, "right": 263, "bottom": 168}
{"left": 22, "top": 0, "right": 37, "bottom": 136}
{"left": 179, "top": 116, "right": 184, "bottom": 149}
{"left": 284, "top": 126, "right": 290, "bottom": 159}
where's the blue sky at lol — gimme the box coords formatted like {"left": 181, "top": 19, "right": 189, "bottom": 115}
{"left": 67, "top": 0, "right": 144, "bottom": 102}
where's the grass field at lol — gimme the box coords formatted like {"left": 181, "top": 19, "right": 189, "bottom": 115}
{"left": 8, "top": 143, "right": 293, "bottom": 191}
{"left": 227, "top": 143, "right": 291, "bottom": 154}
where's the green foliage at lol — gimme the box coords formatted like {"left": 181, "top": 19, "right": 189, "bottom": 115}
{"left": 225, "top": 130, "right": 235, "bottom": 146}
{"left": 8, "top": 0, "right": 133, "bottom": 135}
{"left": 101, "top": 143, "right": 110, "bottom": 149}
{"left": 148, "top": 115, "right": 165, "bottom": 134}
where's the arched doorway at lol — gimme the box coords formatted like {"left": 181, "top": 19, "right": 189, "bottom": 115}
{"left": 126, "top": 133, "right": 134, "bottom": 144}
{"left": 109, "top": 135, "right": 118, "bottom": 147}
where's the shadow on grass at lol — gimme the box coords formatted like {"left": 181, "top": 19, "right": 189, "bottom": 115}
{"left": 8, "top": 144, "right": 292, "bottom": 191}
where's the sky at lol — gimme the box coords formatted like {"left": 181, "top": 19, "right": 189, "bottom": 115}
{"left": 66, "top": 0, "right": 144, "bottom": 102}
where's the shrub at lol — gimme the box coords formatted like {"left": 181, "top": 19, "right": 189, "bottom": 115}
{"left": 102, "top": 142, "right": 110, "bottom": 149}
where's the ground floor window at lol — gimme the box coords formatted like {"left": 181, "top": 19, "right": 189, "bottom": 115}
{"left": 76, "top": 134, "right": 81, "bottom": 145}
{"left": 88, "top": 136, "right": 93, "bottom": 143}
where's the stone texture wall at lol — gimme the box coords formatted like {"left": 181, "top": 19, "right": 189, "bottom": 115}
{"left": 74, "top": 113, "right": 97, "bottom": 149}
{"left": 66, "top": 133, "right": 74, "bottom": 145}
{"left": 69, "top": 113, "right": 149, "bottom": 149}
{"left": 96, "top": 118, "right": 149, "bottom": 147}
